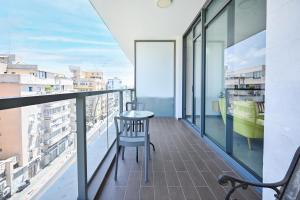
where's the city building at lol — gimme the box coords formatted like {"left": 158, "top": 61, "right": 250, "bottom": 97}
{"left": 106, "top": 77, "right": 122, "bottom": 90}
{"left": 0, "top": 156, "right": 17, "bottom": 199}
{"left": 0, "top": 55, "right": 74, "bottom": 195}
{"left": 0, "top": 54, "right": 15, "bottom": 74}
{"left": 69, "top": 66, "right": 105, "bottom": 92}
{"left": 225, "top": 65, "right": 265, "bottom": 90}
{"left": 69, "top": 66, "right": 106, "bottom": 129}
{"left": 106, "top": 77, "right": 123, "bottom": 111}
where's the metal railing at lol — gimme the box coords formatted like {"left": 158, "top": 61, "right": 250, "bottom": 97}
{"left": 0, "top": 88, "right": 135, "bottom": 200}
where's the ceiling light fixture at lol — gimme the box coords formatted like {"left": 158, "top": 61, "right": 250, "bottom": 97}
{"left": 156, "top": 0, "right": 172, "bottom": 8}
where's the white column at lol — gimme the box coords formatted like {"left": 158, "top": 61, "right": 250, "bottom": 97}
{"left": 263, "top": 0, "right": 300, "bottom": 199}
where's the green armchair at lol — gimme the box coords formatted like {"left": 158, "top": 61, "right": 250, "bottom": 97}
{"left": 219, "top": 98, "right": 264, "bottom": 150}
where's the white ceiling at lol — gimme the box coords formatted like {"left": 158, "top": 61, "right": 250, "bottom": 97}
{"left": 90, "top": 0, "right": 205, "bottom": 63}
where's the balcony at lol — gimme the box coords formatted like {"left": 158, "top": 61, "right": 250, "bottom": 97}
{"left": 0, "top": 0, "right": 299, "bottom": 199}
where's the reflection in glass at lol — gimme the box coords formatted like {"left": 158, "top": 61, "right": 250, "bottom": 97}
{"left": 226, "top": 31, "right": 266, "bottom": 177}
{"left": 227, "top": 0, "right": 266, "bottom": 177}
{"left": 185, "top": 31, "right": 193, "bottom": 122}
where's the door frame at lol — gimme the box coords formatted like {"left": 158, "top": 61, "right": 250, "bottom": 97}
{"left": 182, "top": 17, "right": 203, "bottom": 129}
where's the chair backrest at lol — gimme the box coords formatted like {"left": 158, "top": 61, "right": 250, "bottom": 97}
{"left": 279, "top": 147, "right": 300, "bottom": 200}
{"left": 126, "top": 101, "right": 145, "bottom": 111}
{"left": 114, "top": 116, "right": 149, "bottom": 140}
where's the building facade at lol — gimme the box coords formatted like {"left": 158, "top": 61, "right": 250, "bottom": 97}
{"left": 106, "top": 77, "right": 122, "bottom": 90}
{"left": 0, "top": 156, "right": 17, "bottom": 199}
{"left": 0, "top": 55, "right": 74, "bottom": 195}
{"left": 69, "top": 66, "right": 106, "bottom": 130}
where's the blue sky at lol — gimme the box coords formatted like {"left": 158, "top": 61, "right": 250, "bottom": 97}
{"left": 0, "top": 0, "right": 133, "bottom": 86}
{"left": 225, "top": 31, "right": 266, "bottom": 70}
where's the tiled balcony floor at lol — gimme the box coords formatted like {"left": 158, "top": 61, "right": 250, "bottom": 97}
{"left": 97, "top": 118, "right": 261, "bottom": 200}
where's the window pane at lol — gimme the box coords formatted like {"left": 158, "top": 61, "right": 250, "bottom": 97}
{"left": 205, "top": 7, "right": 228, "bottom": 149}
{"left": 206, "top": 0, "right": 226, "bottom": 23}
{"left": 193, "top": 20, "right": 202, "bottom": 38}
{"left": 185, "top": 31, "right": 193, "bottom": 122}
{"left": 234, "top": 0, "right": 266, "bottom": 43}
{"left": 194, "top": 36, "right": 202, "bottom": 128}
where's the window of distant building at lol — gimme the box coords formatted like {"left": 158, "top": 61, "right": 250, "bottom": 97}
{"left": 28, "top": 86, "right": 33, "bottom": 92}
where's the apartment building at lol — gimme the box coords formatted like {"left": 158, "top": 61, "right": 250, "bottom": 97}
{"left": 0, "top": 54, "right": 15, "bottom": 74}
{"left": 0, "top": 156, "right": 16, "bottom": 199}
{"left": 69, "top": 66, "right": 106, "bottom": 130}
{"left": 106, "top": 77, "right": 122, "bottom": 90}
{"left": 106, "top": 77, "right": 123, "bottom": 112}
{"left": 0, "top": 55, "right": 74, "bottom": 194}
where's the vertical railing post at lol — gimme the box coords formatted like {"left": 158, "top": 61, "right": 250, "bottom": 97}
{"left": 76, "top": 96, "right": 88, "bottom": 200}
{"left": 119, "top": 91, "right": 123, "bottom": 114}
{"left": 106, "top": 93, "right": 109, "bottom": 149}
{"left": 130, "top": 89, "right": 134, "bottom": 102}
{"left": 225, "top": 89, "right": 233, "bottom": 155}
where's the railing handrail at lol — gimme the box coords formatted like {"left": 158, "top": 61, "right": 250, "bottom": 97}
{"left": 0, "top": 88, "right": 134, "bottom": 110}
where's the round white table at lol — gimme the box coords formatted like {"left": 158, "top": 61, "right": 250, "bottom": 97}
{"left": 119, "top": 110, "right": 154, "bottom": 119}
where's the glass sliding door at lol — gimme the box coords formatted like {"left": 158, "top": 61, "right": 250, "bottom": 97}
{"left": 228, "top": 0, "right": 266, "bottom": 177}
{"left": 205, "top": 7, "right": 228, "bottom": 149}
{"left": 182, "top": 0, "right": 266, "bottom": 179}
{"left": 185, "top": 31, "right": 194, "bottom": 122}
{"left": 184, "top": 20, "right": 202, "bottom": 128}
{"left": 203, "top": 0, "right": 266, "bottom": 178}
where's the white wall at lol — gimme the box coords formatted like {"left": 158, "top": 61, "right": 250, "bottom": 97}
{"left": 263, "top": 0, "right": 300, "bottom": 199}
{"left": 175, "top": 37, "right": 183, "bottom": 119}
{"left": 135, "top": 39, "right": 183, "bottom": 118}
{"left": 136, "top": 42, "right": 174, "bottom": 98}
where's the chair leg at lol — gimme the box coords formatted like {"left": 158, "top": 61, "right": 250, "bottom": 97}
{"left": 247, "top": 138, "right": 252, "bottom": 150}
{"left": 122, "top": 147, "right": 125, "bottom": 160}
{"left": 115, "top": 145, "right": 119, "bottom": 181}
{"left": 144, "top": 141, "right": 149, "bottom": 183}
{"left": 148, "top": 132, "right": 155, "bottom": 152}
{"left": 150, "top": 142, "right": 155, "bottom": 151}
{"left": 148, "top": 135, "right": 151, "bottom": 160}
{"left": 136, "top": 147, "right": 139, "bottom": 163}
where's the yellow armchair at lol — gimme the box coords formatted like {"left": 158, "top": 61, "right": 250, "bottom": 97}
{"left": 219, "top": 98, "right": 264, "bottom": 150}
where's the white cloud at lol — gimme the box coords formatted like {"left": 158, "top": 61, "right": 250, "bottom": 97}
{"left": 28, "top": 36, "right": 117, "bottom": 46}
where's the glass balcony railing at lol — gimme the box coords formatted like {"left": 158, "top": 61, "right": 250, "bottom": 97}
{"left": 0, "top": 89, "right": 134, "bottom": 200}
